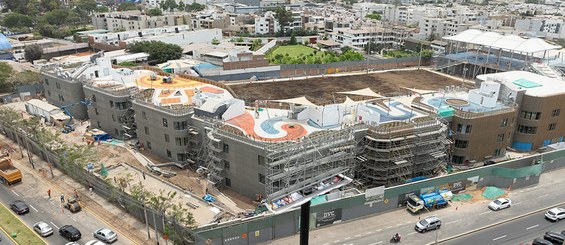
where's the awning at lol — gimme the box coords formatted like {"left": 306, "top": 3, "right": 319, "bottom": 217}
{"left": 270, "top": 96, "right": 317, "bottom": 106}
{"left": 342, "top": 96, "right": 357, "bottom": 105}
{"left": 336, "top": 88, "right": 384, "bottom": 97}
{"left": 400, "top": 86, "right": 437, "bottom": 95}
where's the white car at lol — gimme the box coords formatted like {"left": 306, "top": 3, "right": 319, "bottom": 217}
{"left": 33, "top": 221, "right": 53, "bottom": 237}
{"left": 545, "top": 207, "right": 565, "bottom": 221}
{"left": 488, "top": 198, "right": 512, "bottom": 211}
{"left": 93, "top": 228, "right": 118, "bottom": 243}
{"left": 85, "top": 240, "right": 106, "bottom": 245}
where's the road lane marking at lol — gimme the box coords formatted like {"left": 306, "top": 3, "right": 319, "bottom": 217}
{"left": 344, "top": 237, "right": 351, "bottom": 240}
{"left": 526, "top": 224, "right": 539, "bottom": 230}
{"left": 408, "top": 232, "right": 417, "bottom": 235}
{"left": 334, "top": 240, "right": 340, "bottom": 243}
{"left": 446, "top": 220, "right": 459, "bottom": 225}
{"left": 539, "top": 194, "right": 549, "bottom": 198}
{"left": 343, "top": 243, "right": 353, "bottom": 245}
{"left": 323, "top": 243, "right": 329, "bottom": 245}
{"left": 376, "top": 229, "right": 382, "bottom": 232}
{"left": 29, "top": 205, "right": 38, "bottom": 212}
{"left": 365, "top": 231, "right": 372, "bottom": 235}
{"left": 386, "top": 226, "right": 392, "bottom": 229}
{"left": 355, "top": 234, "right": 362, "bottom": 237}
{"left": 493, "top": 235, "right": 507, "bottom": 241}
{"left": 70, "top": 216, "right": 77, "bottom": 222}
{"left": 50, "top": 222, "right": 59, "bottom": 229}
{"left": 369, "top": 242, "right": 383, "bottom": 245}
{"left": 405, "top": 221, "right": 412, "bottom": 224}
{"left": 513, "top": 202, "right": 520, "bottom": 206}
{"left": 11, "top": 190, "right": 19, "bottom": 196}
{"left": 396, "top": 223, "right": 402, "bottom": 227}
{"left": 479, "top": 211, "right": 491, "bottom": 215}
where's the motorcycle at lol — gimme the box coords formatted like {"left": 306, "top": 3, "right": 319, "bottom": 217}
{"left": 390, "top": 234, "right": 401, "bottom": 243}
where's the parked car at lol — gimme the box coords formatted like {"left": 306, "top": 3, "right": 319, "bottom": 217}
{"left": 543, "top": 231, "right": 565, "bottom": 244}
{"left": 545, "top": 208, "right": 565, "bottom": 221}
{"left": 93, "top": 228, "right": 118, "bottom": 243}
{"left": 33, "top": 222, "right": 53, "bottom": 237}
{"left": 415, "top": 216, "right": 441, "bottom": 232}
{"left": 9, "top": 200, "right": 29, "bottom": 215}
{"left": 532, "top": 238, "right": 554, "bottom": 245}
{"left": 488, "top": 198, "right": 512, "bottom": 211}
{"left": 59, "top": 225, "right": 81, "bottom": 241}
{"left": 85, "top": 240, "right": 106, "bottom": 245}
{"left": 64, "top": 197, "right": 81, "bottom": 213}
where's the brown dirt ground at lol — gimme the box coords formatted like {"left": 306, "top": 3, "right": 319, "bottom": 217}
{"left": 229, "top": 70, "right": 473, "bottom": 105}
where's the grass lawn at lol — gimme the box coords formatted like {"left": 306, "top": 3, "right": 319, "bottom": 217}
{"left": 0, "top": 202, "right": 46, "bottom": 245}
{"left": 268, "top": 45, "right": 322, "bottom": 58}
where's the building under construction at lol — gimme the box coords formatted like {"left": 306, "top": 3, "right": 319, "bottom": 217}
{"left": 359, "top": 116, "right": 450, "bottom": 187}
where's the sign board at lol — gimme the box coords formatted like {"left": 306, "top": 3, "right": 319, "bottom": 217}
{"left": 364, "top": 185, "right": 385, "bottom": 204}
{"left": 316, "top": 208, "right": 342, "bottom": 227}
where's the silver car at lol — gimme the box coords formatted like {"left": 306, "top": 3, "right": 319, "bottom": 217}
{"left": 33, "top": 222, "right": 53, "bottom": 237}
{"left": 94, "top": 228, "right": 118, "bottom": 243}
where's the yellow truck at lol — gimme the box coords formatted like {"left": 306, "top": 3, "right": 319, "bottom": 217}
{"left": 0, "top": 157, "right": 22, "bottom": 185}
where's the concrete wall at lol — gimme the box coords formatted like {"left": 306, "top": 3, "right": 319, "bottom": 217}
{"left": 133, "top": 101, "right": 192, "bottom": 162}
{"left": 42, "top": 73, "right": 88, "bottom": 120}
{"left": 84, "top": 87, "right": 131, "bottom": 139}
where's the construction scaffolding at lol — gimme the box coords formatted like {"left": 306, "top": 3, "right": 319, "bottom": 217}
{"left": 359, "top": 116, "right": 450, "bottom": 187}
{"left": 263, "top": 127, "right": 357, "bottom": 202}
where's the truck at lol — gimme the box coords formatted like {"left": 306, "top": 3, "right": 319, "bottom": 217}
{"left": 406, "top": 189, "right": 453, "bottom": 214}
{"left": 0, "top": 157, "right": 22, "bottom": 185}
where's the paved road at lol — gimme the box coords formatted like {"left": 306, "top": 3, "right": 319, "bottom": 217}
{"left": 269, "top": 167, "right": 565, "bottom": 245}
{"left": 0, "top": 228, "right": 16, "bottom": 245}
{"left": 445, "top": 210, "right": 565, "bottom": 245}
{"left": 0, "top": 164, "right": 136, "bottom": 245}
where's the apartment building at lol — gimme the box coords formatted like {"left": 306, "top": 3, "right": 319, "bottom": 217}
{"left": 255, "top": 12, "right": 280, "bottom": 35}
{"left": 92, "top": 11, "right": 192, "bottom": 32}
{"left": 331, "top": 26, "right": 412, "bottom": 49}
{"left": 419, "top": 17, "right": 472, "bottom": 40}
{"left": 515, "top": 17, "right": 565, "bottom": 39}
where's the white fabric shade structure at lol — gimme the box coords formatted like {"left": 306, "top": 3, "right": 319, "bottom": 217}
{"left": 400, "top": 86, "right": 437, "bottom": 95}
{"left": 270, "top": 96, "right": 317, "bottom": 106}
{"left": 443, "top": 29, "right": 561, "bottom": 53}
{"left": 342, "top": 96, "right": 357, "bottom": 105}
{"left": 336, "top": 88, "right": 384, "bottom": 98}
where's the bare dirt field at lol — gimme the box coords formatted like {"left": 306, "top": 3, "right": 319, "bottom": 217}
{"left": 229, "top": 70, "right": 473, "bottom": 105}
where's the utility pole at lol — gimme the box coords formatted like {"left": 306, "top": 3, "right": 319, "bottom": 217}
{"left": 153, "top": 211, "right": 159, "bottom": 244}
{"left": 299, "top": 200, "right": 311, "bottom": 245}
{"left": 418, "top": 41, "right": 424, "bottom": 70}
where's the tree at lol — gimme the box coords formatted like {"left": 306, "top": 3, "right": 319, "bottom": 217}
{"left": 250, "top": 39, "right": 263, "bottom": 51}
{"left": 126, "top": 41, "right": 183, "bottom": 64}
{"left": 95, "top": 5, "right": 109, "bottom": 12}
{"left": 289, "top": 32, "right": 297, "bottom": 45}
{"left": 5, "top": 0, "right": 40, "bottom": 15}
{"left": 366, "top": 12, "right": 381, "bottom": 20}
{"left": 147, "top": 8, "right": 162, "bottom": 16}
{"left": 40, "top": 0, "right": 60, "bottom": 12}
{"left": 0, "top": 62, "right": 14, "bottom": 93}
{"left": 160, "top": 0, "right": 178, "bottom": 11}
{"left": 177, "top": 1, "right": 185, "bottom": 11}
{"left": 2, "top": 13, "right": 34, "bottom": 29}
{"left": 24, "top": 45, "right": 43, "bottom": 63}
{"left": 185, "top": 2, "right": 205, "bottom": 12}
{"left": 43, "top": 9, "right": 71, "bottom": 26}
{"left": 117, "top": 2, "right": 137, "bottom": 11}
{"left": 340, "top": 46, "right": 352, "bottom": 53}
{"left": 420, "top": 49, "right": 434, "bottom": 59}
{"left": 76, "top": 0, "right": 97, "bottom": 13}
{"left": 274, "top": 6, "right": 292, "bottom": 36}
{"left": 211, "top": 38, "right": 220, "bottom": 45}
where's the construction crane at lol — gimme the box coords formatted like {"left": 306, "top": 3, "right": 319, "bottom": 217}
{"left": 61, "top": 99, "right": 92, "bottom": 134}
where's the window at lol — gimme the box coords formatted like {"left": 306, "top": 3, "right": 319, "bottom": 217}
{"left": 465, "top": 125, "right": 472, "bottom": 134}
{"left": 164, "top": 134, "right": 169, "bottom": 143}
{"left": 548, "top": 123, "right": 557, "bottom": 131}
{"left": 92, "top": 95, "right": 96, "bottom": 102}
{"left": 142, "top": 111, "right": 147, "bottom": 120}
{"left": 146, "top": 141, "right": 152, "bottom": 149}
{"left": 258, "top": 173, "right": 265, "bottom": 184}
{"left": 112, "top": 114, "right": 116, "bottom": 122}
{"left": 496, "top": 133, "right": 505, "bottom": 142}
{"left": 177, "top": 154, "right": 187, "bottom": 161}
{"left": 452, "top": 155, "right": 464, "bottom": 164}
{"left": 114, "top": 128, "right": 119, "bottom": 135}
{"left": 110, "top": 101, "right": 114, "bottom": 108}
{"left": 175, "top": 137, "right": 188, "bottom": 146}
{"left": 500, "top": 118, "right": 509, "bottom": 127}
{"left": 517, "top": 125, "right": 537, "bottom": 134}
{"left": 116, "top": 102, "right": 127, "bottom": 110}
{"left": 162, "top": 118, "right": 168, "bottom": 127}
{"left": 167, "top": 150, "right": 171, "bottom": 158}
{"left": 223, "top": 144, "right": 229, "bottom": 153}
{"left": 225, "top": 177, "right": 231, "bottom": 187}
{"left": 144, "top": 126, "right": 149, "bottom": 135}
{"left": 454, "top": 140, "right": 468, "bottom": 148}
{"left": 56, "top": 82, "right": 61, "bottom": 89}
{"left": 552, "top": 109, "right": 561, "bottom": 117}
{"left": 44, "top": 78, "right": 49, "bottom": 85}
{"left": 494, "top": 148, "right": 502, "bottom": 157}
{"left": 97, "top": 121, "right": 101, "bottom": 128}
{"left": 258, "top": 155, "right": 265, "bottom": 166}
{"left": 520, "top": 110, "right": 541, "bottom": 120}
{"left": 224, "top": 161, "right": 230, "bottom": 170}
{"left": 47, "top": 90, "right": 51, "bottom": 96}
{"left": 456, "top": 124, "right": 462, "bottom": 133}
{"left": 58, "top": 94, "right": 65, "bottom": 102}
{"left": 173, "top": 121, "right": 188, "bottom": 130}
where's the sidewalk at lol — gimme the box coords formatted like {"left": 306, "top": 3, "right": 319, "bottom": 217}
{"left": 0, "top": 133, "right": 150, "bottom": 244}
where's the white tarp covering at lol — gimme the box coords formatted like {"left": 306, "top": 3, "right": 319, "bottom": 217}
{"left": 270, "top": 96, "right": 317, "bottom": 106}
{"left": 336, "top": 88, "right": 384, "bottom": 97}
{"left": 444, "top": 29, "right": 561, "bottom": 53}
